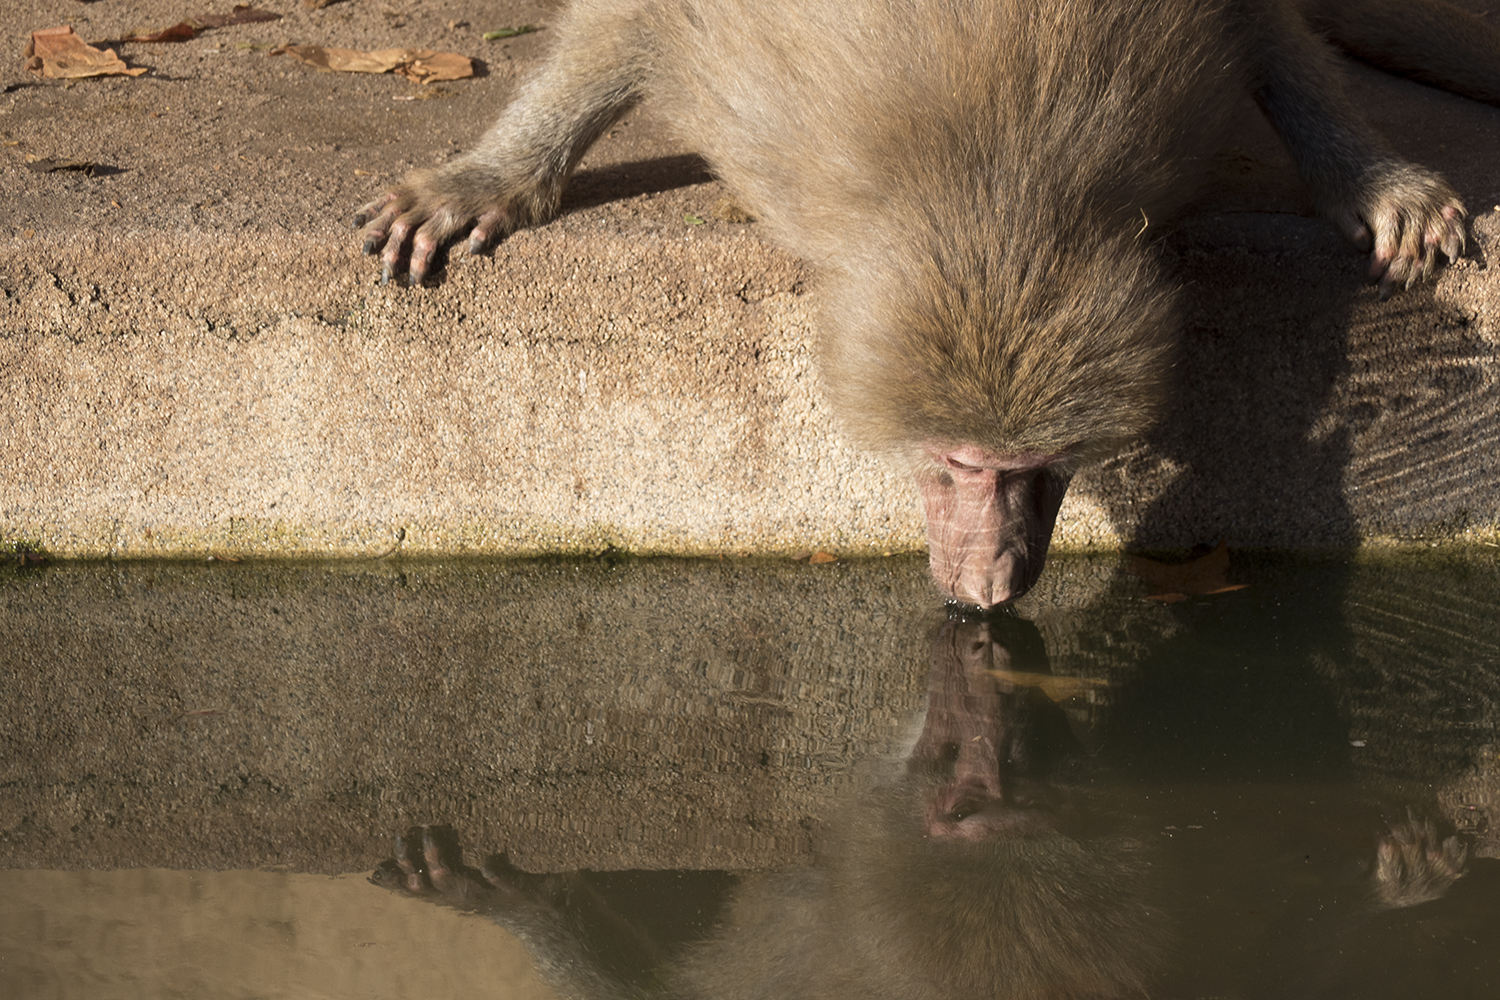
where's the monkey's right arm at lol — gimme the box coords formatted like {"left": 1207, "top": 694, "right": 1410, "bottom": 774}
{"left": 371, "top": 825, "right": 667, "bottom": 1000}
{"left": 355, "top": 0, "right": 650, "bottom": 285}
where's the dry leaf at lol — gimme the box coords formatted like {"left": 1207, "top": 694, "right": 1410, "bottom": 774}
{"left": 394, "top": 51, "right": 474, "bottom": 84}
{"left": 273, "top": 44, "right": 474, "bottom": 82}
{"left": 190, "top": 5, "right": 282, "bottom": 27}
{"left": 986, "top": 669, "right": 1108, "bottom": 702}
{"left": 25, "top": 157, "right": 102, "bottom": 175}
{"left": 25, "top": 25, "right": 148, "bottom": 79}
{"left": 125, "top": 22, "right": 198, "bottom": 43}
{"left": 808, "top": 551, "right": 838, "bottom": 564}
{"left": 125, "top": 7, "right": 279, "bottom": 42}
{"left": 483, "top": 25, "right": 540, "bottom": 40}
{"left": 1124, "top": 540, "right": 1249, "bottom": 600}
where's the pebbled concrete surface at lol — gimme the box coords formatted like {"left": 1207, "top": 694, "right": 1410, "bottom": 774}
{"left": 3, "top": 0, "right": 1500, "bottom": 558}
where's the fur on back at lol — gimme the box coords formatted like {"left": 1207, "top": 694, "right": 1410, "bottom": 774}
{"left": 639, "top": 0, "right": 1248, "bottom": 459}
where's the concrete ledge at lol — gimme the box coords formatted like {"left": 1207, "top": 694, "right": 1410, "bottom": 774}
{"left": 4, "top": 0, "right": 1500, "bottom": 557}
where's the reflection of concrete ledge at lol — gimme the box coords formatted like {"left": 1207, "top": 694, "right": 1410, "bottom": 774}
{"left": 3, "top": 555, "right": 1495, "bottom": 873}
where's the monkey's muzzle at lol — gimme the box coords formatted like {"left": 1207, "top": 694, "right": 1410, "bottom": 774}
{"left": 919, "top": 464, "right": 1073, "bottom": 608}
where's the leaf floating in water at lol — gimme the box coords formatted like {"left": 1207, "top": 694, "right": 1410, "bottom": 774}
{"left": 483, "top": 25, "right": 541, "bottom": 40}
{"left": 986, "top": 669, "right": 1107, "bottom": 703}
{"left": 1125, "top": 540, "right": 1248, "bottom": 601}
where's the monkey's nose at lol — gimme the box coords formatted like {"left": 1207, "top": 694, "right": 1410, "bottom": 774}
{"left": 952, "top": 551, "right": 1030, "bottom": 608}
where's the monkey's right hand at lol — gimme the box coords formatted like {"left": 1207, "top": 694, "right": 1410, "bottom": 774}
{"left": 370, "top": 824, "right": 532, "bottom": 910}
{"left": 354, "top": 166, "right": 521, "bottom": 286}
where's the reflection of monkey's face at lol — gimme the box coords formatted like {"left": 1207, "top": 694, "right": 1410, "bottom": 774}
{"left": 909, "top": 617, "right": 1087, "bottom": 840}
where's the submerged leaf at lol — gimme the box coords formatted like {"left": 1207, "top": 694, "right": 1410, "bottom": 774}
{"left": 1125, "top": 540, "right": 1248, "bottom": 600}
{"left": 986, "top": 669, "right": 1108, "bottom": 702}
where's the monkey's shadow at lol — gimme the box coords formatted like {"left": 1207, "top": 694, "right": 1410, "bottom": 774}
{"left": 1084, "top": 212, "right": 1500, "bottom": 551}
{"left": 561, "top": 153, "right": 715, "bottom": 212}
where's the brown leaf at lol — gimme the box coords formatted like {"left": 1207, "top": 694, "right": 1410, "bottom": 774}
{"left": 125, "top": 22, "right": 198, "bottom": 43}
{"left": 393, "top": 51, "right": 475, "bottom": 84}
{"left": 1124, "top": 540, "right": 1249, "bottom": 600}
{"left": 26, "top": 157, "right": 102, "bottom": 175}
{"left": 808, "top": 551, "right": 838, "bottom": 564}
{"left": 191, "top": 5, "right": 282, "bottom": 29}
{"left": 273, "top": 44, "right": 473, "bottom": 82}
{"left": 25, "top": 25, "right": 148, "bottom": 79}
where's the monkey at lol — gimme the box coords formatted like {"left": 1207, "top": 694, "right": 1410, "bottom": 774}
{"left": 370, "top": 614, "right": 1476, "bottom": 999}
{"left": 356, "top": 0, "right": 1486, "bottom": 608}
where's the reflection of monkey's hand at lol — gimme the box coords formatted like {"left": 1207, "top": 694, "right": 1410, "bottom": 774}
{"left": 1371, "top": 811, "right": 1469, "bottom": 910}
{"left": 370, "top": 824, "right": 529, "bottom": 911}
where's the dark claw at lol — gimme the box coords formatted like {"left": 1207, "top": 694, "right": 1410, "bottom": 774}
{"left": 381, "top": 263, "right": 396, "bottom": 286}
{"left": 363, "top": 236, "right": 382, "bottom": 256}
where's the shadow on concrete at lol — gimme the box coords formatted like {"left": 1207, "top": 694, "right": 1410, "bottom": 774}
{"left": 1090, "top": 216, "right": 1364, "bottom": 551}
{"left": 562, "top": 153, "right": 717, "bottom": 213}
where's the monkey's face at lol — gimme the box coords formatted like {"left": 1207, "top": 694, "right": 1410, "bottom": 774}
{"left": 917, "top": 445, "right": 1074, "bottom": 608}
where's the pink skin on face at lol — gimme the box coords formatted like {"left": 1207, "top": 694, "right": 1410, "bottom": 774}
{"left": 919, "top": 445, "right": 1074, "bottom": 608}
{"left": 916, "top": 619, "right": 1069, "bottom": 840}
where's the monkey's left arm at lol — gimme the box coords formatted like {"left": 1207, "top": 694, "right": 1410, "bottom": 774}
{"left": 1252, "top": 0, "right": 1467, "bottom": 296}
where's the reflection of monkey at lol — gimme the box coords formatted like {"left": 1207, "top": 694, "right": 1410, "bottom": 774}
{"left": 356, "top": 0, "right": 1490, "bottom": 607}
{"left": 370, "top": 617, "right": 1474, "bottom": 999}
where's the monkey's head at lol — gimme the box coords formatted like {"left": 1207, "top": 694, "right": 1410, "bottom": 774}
{"left": 821, "top": 229, "right": 1180, "bottom": 607}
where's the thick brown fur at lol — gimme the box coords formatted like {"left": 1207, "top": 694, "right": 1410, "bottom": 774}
{"left": 357, "top": 0, "right": 1485, "bottom": 604}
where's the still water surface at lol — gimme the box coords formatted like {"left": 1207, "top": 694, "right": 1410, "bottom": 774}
{"left": 1, "top": 552, "right": 1497, "bottom": 998}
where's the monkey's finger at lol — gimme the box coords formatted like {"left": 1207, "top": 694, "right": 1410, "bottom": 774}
{"left": 1379, "top": 216, "right": 1426, "bottom": 294}
{"left": 467, "top": 207, "right": 511, "bottom": 256}
{"left": 1367, "top": 203, "right": 1403, "bottom": 282}
{"left": 393, "top": 828, "right": 433, "bottom": 893}
{"left": 1334, "top": 209, "right": 1373, "bottom": 253}
{"left": 1439, "top": 205, "right": 1466, "bottom": 262}
{"left": 369, "top": 858, "right": 410, "bottom": 891}
{"left": 360, "top": 205, "right": 401, "bottom": 257}
{"left": 409, "top": 209, "right": 473, "bottom": 285}
{"left": 380, "top": 217, "right": 418, "bottom": 285}
{"left": 422, "top": 825, "right": 466, "bottom": 892}
{"left": 354, "top": 191, "right": 398, "bottom": 230}
{"left": 1440, "top": 834, "right": 1470, "bottom": 873}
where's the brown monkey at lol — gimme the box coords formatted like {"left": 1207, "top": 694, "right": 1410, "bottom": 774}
{"left": 357, "top": 0, "right": 1481, "bottom": 607}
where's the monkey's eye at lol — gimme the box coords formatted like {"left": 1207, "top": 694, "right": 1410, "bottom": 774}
{"left": 942, "top": 457, "right": 984, "bottom": 474}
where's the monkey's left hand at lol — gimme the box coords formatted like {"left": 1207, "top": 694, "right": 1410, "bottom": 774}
{"left": 1332, "top": 161, "right": 1466, "bottom": 298}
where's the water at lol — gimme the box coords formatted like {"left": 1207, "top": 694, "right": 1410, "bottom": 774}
{"left": 1, "top": 551, "right": 1496, "bottom": 998}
